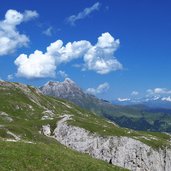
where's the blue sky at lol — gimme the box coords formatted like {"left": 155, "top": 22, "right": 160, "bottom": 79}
{"left": 0, "top": 0, "right": 171, "bottom": 100}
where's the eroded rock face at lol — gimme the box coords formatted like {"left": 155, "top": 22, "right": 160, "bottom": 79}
{"left": 46, "top": 115, "right": 171, "bottom": 171}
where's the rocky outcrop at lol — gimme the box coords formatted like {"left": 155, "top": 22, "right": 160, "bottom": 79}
{"left": 0, "top": 112, "right": 13, "bottom": 122}
{"left": 43, "top": 115, "right": 171, "bottom": 171}
{"left": 42, "top": 124, "right": 51, "bottom": 136}
{"left": 41, "top": 110, "right": 55, "bottom": 120}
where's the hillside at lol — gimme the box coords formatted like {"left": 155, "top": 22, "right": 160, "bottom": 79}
{"left": 40, "top": 78, "right": 171, "bottom": 132}
{"left": 0, "top": 81, "right": 126, "bottom": 171}
{"left": 1, "top": 81, "right": 171, "bottom": 171}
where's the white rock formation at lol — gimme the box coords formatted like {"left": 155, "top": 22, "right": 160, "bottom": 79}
{"left": 45, "top": 115, "right": 171, "bottom": 171}
{"left": 41, "top": 110, "right": 55, "bottom": 120}
{"left": 0, "top": 112, "right": 13, "bottom": 122}
{"left": 42, "top": 124, "right": 51, "bottom": 136}
{"left": 6, "top": 130, "right": 21, "bottom": 141}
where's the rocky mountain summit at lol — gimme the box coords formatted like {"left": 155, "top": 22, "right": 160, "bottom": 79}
{"left": 40, "top": 78, "right": 108, "bottom": 109}
{"left": 40, "top": 78, "right": 87, "bottom": 104}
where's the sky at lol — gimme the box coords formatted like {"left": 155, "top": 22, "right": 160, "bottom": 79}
{"left": 0, "top": 0, "right": 171, "bottom": 100}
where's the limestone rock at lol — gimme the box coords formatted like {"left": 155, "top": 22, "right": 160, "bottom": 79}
{"left": 50, "top": 115, "right": 171, "bottom": 171}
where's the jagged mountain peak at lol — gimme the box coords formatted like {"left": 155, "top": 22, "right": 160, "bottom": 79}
{"left": 40, "top": 78, "right": 104, "bottom": 109}
{"left": 40, "top": 78, "right": 85, "bottom": 103}
{"left": 44, "top": 78, "right": 76, "bottom": 87}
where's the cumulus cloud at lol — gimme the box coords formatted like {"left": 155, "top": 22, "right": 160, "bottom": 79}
{"left": 84, "top": 32, "right": 122, "bottom": 74}
{"left": 86, "top": 82, "right": 110, "bottom": 95}
{"left": 15, "top": 50, "right": 56, "bottom": 79}
{"left": 131, "top": 91, "right": 139, "bottom": 96}
{"left": 0, "top": 9, "right": 38, "bottom": 56}
{"left": 15, "top": 39, "right": 91, "bottom": 79}
{"left": 15, "top": 32, "right": 122, "bottom": 79}
{"left": 147, "top": 88, "right": 171, "bottom": 95}
{"left": 46, "top": 40, "right": 91, "bottom": 64}
{"left": 67, "top": 2, "right": 100, "bottom": 25}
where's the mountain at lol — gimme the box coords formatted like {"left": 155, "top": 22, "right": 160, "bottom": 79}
{"left": 40, "top": 78, "right": 171, "bottom": 132}
{"left": 113, "top": 96, "right": 171, "bottom": 109}
{"left": 40, "top": 78, "right": 99, "bottom": 109}
{"left": 40, "top": 78, "right": 124, "bottom": 118}
{"left": 1, "top": 80, "right": 171, "bottom": 171}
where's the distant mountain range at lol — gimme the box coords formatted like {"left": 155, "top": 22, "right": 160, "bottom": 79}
{"left": 40, "top": 78, "right": 171, "bottom": 132}
{"left": 113, "top": 96, "right": 171, "bottom": 109}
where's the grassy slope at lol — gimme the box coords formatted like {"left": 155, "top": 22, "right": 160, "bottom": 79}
{"left": 0, "top": 141, "right": 128, "bottom": 171}
{"left": 0, "top": 81, "right": 171, "bottom": 170}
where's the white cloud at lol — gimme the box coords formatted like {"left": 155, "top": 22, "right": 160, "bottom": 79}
{"left": 15, "top": 50, "right": 56, "bottom": 79}
{"left": 57, "top": 70, "right": 68, "bottom": 78}
{"left": 117, "top": 98, "right": 131, "bottom": 102}
{"left": 23, "top": 10, "right": 39, "bottom": 22}
{"left": 0, "top": 9, "right": 38, "bottom": 56}
{"left": 42, "top": 26, "right": 53, "bottom": 36}
{"left": 147, "top": 88, "right": 171, "bottom": 95}
{"left": 15, "top": 40, "right": 91, "bottom": 79}
{"left": 15, "top": 32, "right": 122, "bottom": 79}
{"left": 84, "top": 32, "right": 122, "bottom": 74}
{"left": 67, "top": 2, "right": 100, "bottom": 25}
{"left": 7, "top": 74, "right": 14, "bottom": 80}
{"left": 131, "top": 91, "right": 139, "bottom": 96}
{"left": 46, "top": 39, "right": 91, "bottom": 64}
{"left": 86, "top": 82, "right": 110, "bottom": 95}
